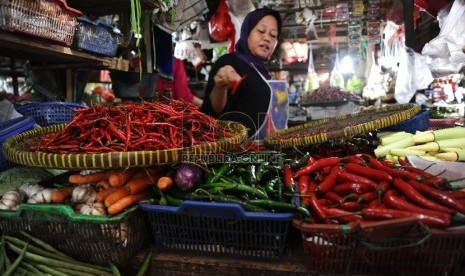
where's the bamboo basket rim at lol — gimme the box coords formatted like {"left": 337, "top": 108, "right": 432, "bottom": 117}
{"left": 264, "top": 103, "right": 422, "bottom": 149}
{"left": 2, "top": 120, "right": 248, "bottom": 169}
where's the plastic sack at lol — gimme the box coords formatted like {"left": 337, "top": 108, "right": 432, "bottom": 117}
{"left": 422, "top": 0, "right": 465, "bottom": 76}
{"left": 395, "top": 47, "right": 433, "bottom": 103}
{"left": 208, "top": 0, "right": 234, "bottom": 43}
{"left": 304, "top": 46, "right": 319, "bottom": 92}
{"left": 330, "top": 53, "right": 345, "bottom": 90}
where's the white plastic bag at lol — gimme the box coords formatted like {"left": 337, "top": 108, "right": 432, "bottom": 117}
{"left": 395, "top": 47, "right": 433, "bottom": 103}
{"left": 422, "top": 0, "right": 465, "bottom": 76}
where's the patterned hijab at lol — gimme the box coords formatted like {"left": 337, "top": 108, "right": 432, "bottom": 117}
{"left": 234, "top": 7, "right": 282, "bottom": 79}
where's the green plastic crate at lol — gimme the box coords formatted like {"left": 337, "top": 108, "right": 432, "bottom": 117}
{"left": 0, "top": 204, "right": 150, "bottom": 267}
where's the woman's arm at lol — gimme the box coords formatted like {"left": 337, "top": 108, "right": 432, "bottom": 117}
{"left": 209, "top": 65, "right": 240, "bottom": 114}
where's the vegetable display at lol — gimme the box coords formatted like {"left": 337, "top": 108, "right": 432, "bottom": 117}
{"left": 375, "top": 127, "right": 465, "bottom": 161}
{"left": 0, "top": 231, "right": 150, "bottom": 275}
{"left": 299, "top": 86, "right": 362, "bottom": 103}
{"left": 0, "top": 167, "right": 158, "bottom": 215}
{"left": 28, "top": 100, "right": 234, "bottom": 153}
{"left": 291, "top": 153, "right": 465, "bottom": 228}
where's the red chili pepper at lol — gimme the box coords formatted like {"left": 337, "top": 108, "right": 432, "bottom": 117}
{"left": 447, "top": 190, "right": 465, "bottom": 199}
{"left": 283, "top": 164, "right": 295, "bottom": 192}
{"left": 408, "top": 180, "right": 465, "bottom": 214}
{"left": 339, "top": 201, "right": 366, "bottom": 212}
{"left": 294, "top": 157, "right": 341, "bottom": 178}
{"left": 324, "top": 191, "right": 344, "bottom": 205}
{"left": 361, "top": 208, "right": 450, "bottom": 228}
{"left": 392, "top": 177, "right": 455, "bottom": 214}
{"left": 316, "top": 165, "right": 341, "bottom": 193}
{"left": 323, "top": 207, "right": 363, "bottom": 224}
{"left": 383, "top": 190, "right": 451, "bottom": 221}
{"left": 308, "top": 195, "right": 328, "bottom": 223}
{"left": 344, "top": 163, "right": 393, "bottom": 183}
{"left": 338, "top": 170, "right": 378, "bottom": 190}
{"left": 332, "top": 182, "right": 375, "bottom": 196}
{"left": 376, "top": 181, "right": 391, "bottom": 197}
{"left": 368, "top": 158, "right": 422, "bottom": 182}
{"left": 230, "top": 75, "right": 247, "bottom": 96}
{"left": 357, "top": 191, "right": 378, "bottom": 203}
{"left": 367, "top": 199, "right": 383, "bottom": 208}
{"left": 298, "top": 175, "right": 310, "bottom": 194}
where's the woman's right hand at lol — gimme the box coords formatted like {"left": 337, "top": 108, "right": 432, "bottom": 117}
{"left": 213, "top": 65, "right": 241, "bottom": 90}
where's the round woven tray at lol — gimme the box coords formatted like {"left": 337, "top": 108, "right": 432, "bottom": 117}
{"left": 264, "top": 103, "right": 421, "bottom": 149}
{"left": 2, "top": 121, "right": 247, "bottom": 169}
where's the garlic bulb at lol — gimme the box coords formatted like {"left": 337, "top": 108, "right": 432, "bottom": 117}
{"left": 19, "top": 183, "right": 42, "bottom": 198}
{"left": 1, "top": 190, "right": 25, "bottom": 206}
{"left": 79, "top": 202, "right": 107, "bottom": 216}
{"left": 72, "top": 186, "right": 97, "bottom": 203}
{"left": 33, "top": 188, "right": 54, "bottom": 203}
{"left": 27, "top": 196, "right": 38, "bottom": 204}
{"left": 0, "top": 202, "right": 10, "bottom": 210}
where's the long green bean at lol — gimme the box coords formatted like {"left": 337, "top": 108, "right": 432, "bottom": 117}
{"left": 5, "top": 235, "right": 111, "bottom": 273}
{"left": 3, "top": 243, "right": 28, "bottom": 276}
{"left": 19, "top": 231, "right": 72, "bottom": 260}
{"left": 6, "top": 242, "right": 112, "bottom": 276}
{"left": 135, "top": 249, "right": 152, "bottom": 276}
{"left": 35, "top": 264, "right": 69, "bottom": 276}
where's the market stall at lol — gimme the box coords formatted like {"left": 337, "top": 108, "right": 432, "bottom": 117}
{"left": 1, "top": 0, "right": 465, "bottom": 275}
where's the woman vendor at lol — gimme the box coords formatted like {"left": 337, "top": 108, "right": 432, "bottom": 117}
{"left": 200, "top": 7, "right": 285, "bottom": 143}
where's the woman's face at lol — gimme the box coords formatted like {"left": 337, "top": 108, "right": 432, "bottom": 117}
{"left": 247, "top": 15, "right": 279, "bottom": 60}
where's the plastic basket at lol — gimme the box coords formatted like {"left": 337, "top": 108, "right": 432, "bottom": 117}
{"left": 139, "top": 201, "right": 294, "bottom": 260}
{"left": 429, "top": 117, "right": 459, "bottom": 130}
{"left": 0, "top": 0, "right": 82, "bottom": 46}
{"left": 15, "top": 102, "right": 85, "bottom": 127}
{"left": 293, "top": 218, "right": 465, "bottom": 276}
{"left": 73, "top": 17, "right": 121, "bottom": 57}
{"left": 381, "top": 108, "right": 431, "bottom": 134}
{"left": 0, "top": 116, "right": 35, "bottom": 172}
{"left": 0, "top": 204, "right": 150, "bottom": 267}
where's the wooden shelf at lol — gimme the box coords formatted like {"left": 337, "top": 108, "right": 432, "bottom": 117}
{"left": 67, "top": 0, "right": 156, "bottom": 16}
{"left": 0, "top": 31, "right": 128, "bottom": 71}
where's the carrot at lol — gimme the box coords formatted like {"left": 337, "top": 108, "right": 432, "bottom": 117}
{"left": 68, "top": 170, "right": 114, "bottom": 185}
{"left": 157, "top": 176, "right": 174, "bottom": 191}
{"left": 96, "top": 179, "right": 110, "bottom": 191}
{"left": 104, "top": 187, "right": 129, "bottom": 208}
{"left": 51, "top": 186, "right": 75, "bottom": 203}
{"left": 125, "top": 174, "right": 159, "bottom": 195}
{"left": 108, "top": 169, "right": 137, "bottom": 187}
{"left": 107, "top": 192, "right": 149, "bottom": 215}
{"left": 96, "top": 187, "right": 119, "bottom": 203}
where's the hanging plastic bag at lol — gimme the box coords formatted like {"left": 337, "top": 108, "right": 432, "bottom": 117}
{"left": 395, "top": 47, "right": 433, "bottom": 103}
{"left": 208, "top": 0, "right": 234, "bottom": 43}
{"left": 304, "top": 46, "right": 319, "bottom": 92}
{"left": 422, "top": 0, "right": 465, "bottom": 76}
{"left": 330, "top": 51, "right": 345, "bottom": 90}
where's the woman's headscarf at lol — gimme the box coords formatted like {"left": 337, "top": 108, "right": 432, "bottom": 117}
{"left": 234, "top": 7, "right": 282, "bottom": 79}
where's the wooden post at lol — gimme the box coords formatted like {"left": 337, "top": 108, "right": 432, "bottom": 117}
{"left": 403, "top": 0, "right": 415, "bottom": 49}
{"left": 66, "top": 69, "right": 73, "bottom": 101}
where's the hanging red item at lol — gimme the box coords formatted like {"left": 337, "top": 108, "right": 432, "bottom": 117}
{"left": 208, "top": 0, "right": 235, "bottom": 46}
{"left": 414, "top": 0, "right": 448, "bottom": 17}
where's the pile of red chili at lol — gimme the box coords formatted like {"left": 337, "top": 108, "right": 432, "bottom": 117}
{"left": 290, "top": 154, "right": 465, "bottom": 229}
{"left": 28, "top": 100, "right": 235, "bottom": 153}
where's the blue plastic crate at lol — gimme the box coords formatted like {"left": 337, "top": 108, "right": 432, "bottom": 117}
{"left": 15, "top": 102, "right": 85, "bottom": 127}
{"left": 0, "top": 116, "right": 36, "bottom": 172}
{"left": 139, "top": 201, "right": 294, "bottom": 260}
{"left": 381, "top": 109, "right": 431, "bottom": 134}
{"left": 72, "top": 17, "right": 121, "bottom": 57}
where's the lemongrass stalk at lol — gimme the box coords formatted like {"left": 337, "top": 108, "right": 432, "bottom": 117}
{"left": 390, "top": 148, "right": 426, "bottom": 157}
{"left": 380, "top": 132, "right": 413, "bottom": 146}
{"left": 374, "top": 136, "right": 414, "bottom": 158}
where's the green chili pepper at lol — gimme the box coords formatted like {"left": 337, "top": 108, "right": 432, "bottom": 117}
{"left": 290, "top": 152, "right": 311, "bottom": 170}
{"left": 200, "top": 182, "right": 269, "bottom": 200}
{"left": 248, "top": 199, "right": 311, "bottom": 217}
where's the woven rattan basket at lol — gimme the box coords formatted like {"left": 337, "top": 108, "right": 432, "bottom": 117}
{"left": 1, "top": 121, "right": 247, "bottom": 169}
{"left": 265, "top": 103, "right": 421, "bottom": 149}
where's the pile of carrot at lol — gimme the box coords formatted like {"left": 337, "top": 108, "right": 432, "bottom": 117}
{"left": 28, "top": 100, "right": 235, "bottom": 153}
{"left": 291, "top": 154, "right": 465, "bottom": 228}
{"left": 68, "top": 167, "right": 161, "bottom": 215}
